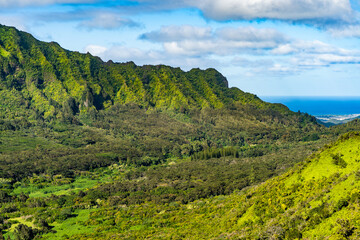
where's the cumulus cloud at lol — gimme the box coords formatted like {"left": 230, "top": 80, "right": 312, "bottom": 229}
{"left": 78, "top": 12, "right": 140, "bottom": 30}
{"left": 0, "top": 15, "right": 27, "bottom": 31}
{"left": 140, "top": 25, "right": 212, "bottom": 42}
{"left": 141, "top": 25, "right": 289, "bottom": 56}
{"left": 317, "top": 54, "right": 360, "bottom": 64}
{"left": 84, "top": 44, "right": 220, "bottom": 70}
{"left": 271, "top": 44, "right": 296, "bottom": 55}
{"left": 140, "top": 24, "right": 360, "bottom": 71}
{"left": 138, "top": 24, "right": 360, "bottom": 76}
{"left": 85, "top": 45, "right": 159, "bottom": 62}
{"left": 270, "top": 41, "right": 360, "bottom": 73}
{"left": 268, "top": 63, "right": 294, "bottom": 73}
{"left": 218, "top": 27, "right": 286, "bottom": 42}
{"left": 292, "top": 53, "right": 360, "bottom": 68}
{"left": 83, "top": 23, "right": 360, "bottom": 77}
{"left": 3, "top": 0, "right": 358, "bottom": 30}
{"left": 118, "top": 0, "right": 356, "bottom": 24}
{"left": 85, "top": 45, "right": 107, "bottom": 56}
{"left": 190, "top": 0, "right": 354, "bottom": 23}
{"left": 273, "top": 40, "right": 357, "bottom": 56}
{"left": 327, "top": 24, "right": 360, "bottom": 37}
{"left": 33, "top": 9, "right": 140, "bottom": 30}
{"left": 229, "top": 38, "right": 360, "bottom": 77}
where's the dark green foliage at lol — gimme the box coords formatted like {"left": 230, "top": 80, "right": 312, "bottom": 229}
{"left": 355, "top": 170, "right": 360, "bottom": 181}
{"left": 0, "top": 190, "right": 11, "bottom": 203}
{"left": 331, "top": 153, "right": 347, "bottom": 168}
{"left": 56, "top": 208, "right": 74, "bottom": 221}
{"left": 191, "top": 147, "right": 240, "bottom": 160}
{"left": 303, "top": 133, "right": 320, "bottom": 141}
{"left": 14, "top": 224, "right": 37, "bottom": 240}
{"left": 336, "top": 198, "right": 349, "bottom": 211}
{"left": 337, "top": 219, "right": 355, "bottom": 238}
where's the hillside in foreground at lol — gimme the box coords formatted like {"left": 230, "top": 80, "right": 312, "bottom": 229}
{"left": 49, "top": 132, "right": 359, "bottom": 239}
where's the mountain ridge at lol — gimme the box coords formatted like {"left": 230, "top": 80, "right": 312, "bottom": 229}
{"left": 0, "top": 24, "right": 291, "bottom": 122}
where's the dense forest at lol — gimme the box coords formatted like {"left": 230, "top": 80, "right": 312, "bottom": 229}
{"left": 0, "top": 24, "right": 359, "bottom": 239}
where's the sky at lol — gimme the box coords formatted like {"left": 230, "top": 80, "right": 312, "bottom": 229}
{"left": 1, "top": 0, "right": 360, "bottom": 96}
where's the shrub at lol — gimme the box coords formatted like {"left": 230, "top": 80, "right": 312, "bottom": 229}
{"left": 56, "top": 208, "right": 74, "bottom": 221}
{"left": 336, "top": 198, "right": 349, "bottom": 211}
{"left": 331, "top": 153, "right": 347, "bottom": 168}
{"left": 14, "top": 224, "right": 38, "bottom": 240}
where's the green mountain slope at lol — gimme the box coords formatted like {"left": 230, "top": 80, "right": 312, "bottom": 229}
{"left": 41, "top": 132, "right": 358, "bottom": 239}
{"left": 231, "top": 131, "right": 360, "bottom": 239}
{"left": 0, "top": 24, "right": 288, "bottom": 122}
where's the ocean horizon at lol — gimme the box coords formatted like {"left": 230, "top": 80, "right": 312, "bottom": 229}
{"left": 260, "top": 96, "right": 360, "bottom": 116}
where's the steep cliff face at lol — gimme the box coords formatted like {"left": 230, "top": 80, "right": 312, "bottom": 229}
{"left": 0, "top": 24, "right": 290, "bottom": 121}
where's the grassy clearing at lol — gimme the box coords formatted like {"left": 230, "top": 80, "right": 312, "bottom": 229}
{"left": 13, "top": 177, "right": 104, "bottom": 198}
{"left": 12, "top": 166, "right": 126, "bottom": 198}
{"left": 13, "top": 177, "right": 99, "bottom": 198}
{"left": 42, "top": 209, "right": 96, "bottom": 239}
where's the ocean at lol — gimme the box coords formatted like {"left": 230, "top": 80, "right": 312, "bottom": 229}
{"left": 260, "top": 96, "right": 360, "bottom": 124}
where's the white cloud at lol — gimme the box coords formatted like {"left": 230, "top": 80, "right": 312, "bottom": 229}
{"left": 284, "top": 45, "right": 360, "bottom": 70}
{"left": 85, "top": 45, "right": 159, "bottom": 63}
{"left": 0, "top": 16, "right": 27, "bottom": 31}
{"left": 294, "top": 40, "right": 354, "bottom": 55}
{"left": 269, "top": 63, "right": 293, "bottom": 73}
{"left": 85, "top": 24, "right": 360, "bottom": 78}
{"left": 3, "top": 0, "right": 358, "bottom": 30}
{"left": 79, "top": 12, "right": 140, "bottom": 30}
{"left": 273, "top": 40, "right": 358, "bottom": 56}
{"left": 84, "top": 44, "right": 220, "bottom": 70}
{"left": 141, "top": 25, "right": 289, "bottom": 56}
{"left": 140, "top": 25, "right": 212, "bottom": 42}
{"left": 271, "top": 44, "right": 296, "bottom": 55}
{"left": 27, "top": 8, "right": 140, "bottom": 31}
{"left": 316, "top": 54, "right": 360, "bottom": 64}
{"left": 218, "top": 27, "right": 286, "bottom": 42}
{"left": 84, "top": 45, "right": 107, "bottom": 56}
{"left": 328, "top": 24, "right": 360, "bottom": 37}
{"left": 113, "top": 0, "right": 356, "bottom": 25}
{"left": 229, "top": 37, "right": 360, "bottom": 77}
{"left": 191, "top": 0, "right": 354, "bottom": 23}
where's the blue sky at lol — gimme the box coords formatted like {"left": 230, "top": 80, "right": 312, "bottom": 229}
{"left": 1, "top": 0, "right": 360, "bottom": 96}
